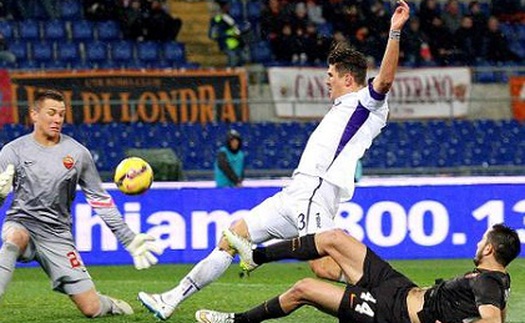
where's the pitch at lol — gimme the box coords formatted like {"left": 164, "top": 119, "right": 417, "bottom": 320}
{"left": 3, "top": 259, "right": 525, "bottom": 322}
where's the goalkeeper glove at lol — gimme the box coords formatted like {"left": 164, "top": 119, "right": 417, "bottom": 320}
{"left": 126, "top": 233, "right": 164, "bottom": 270}
{"left": 0, "top": 164, "right": 15, "bottom": 199}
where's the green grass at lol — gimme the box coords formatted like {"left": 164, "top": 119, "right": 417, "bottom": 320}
{"left": 2, "top": 259, "right": 525, "bottom": 322}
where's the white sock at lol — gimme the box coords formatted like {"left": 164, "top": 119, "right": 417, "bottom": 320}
{"left": 162, "top": 248, "right": 232, "bottom": 307}
{"left": 0, "top": 242, "right": 20, "bottom": 297}
{"left": 92, "top": 294, "right": 113, "bottom": 317}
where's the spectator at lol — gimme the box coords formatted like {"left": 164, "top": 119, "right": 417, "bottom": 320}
{"left": 209, "top": 0, "right": 247, "bottom": 67}
{"left": 340, "top": 4, "right": 365, "bottom": 40}
{"left": 419, "top": 0, "right": 441, "bottom": 34}
{"left": 306, "top": 0, "right": 325, "bottom": 25}
{"left": 367, "top": 0, "right": 390, "bottom": 37}
{"left": 0, "top": 33, "right": 16, "bottom": 66}
{"left": 119, "top": 0, "right": 147, "bottom": 41}
{"left": 84, "top": 0, "right": 117, "bottom": 21}
{"left": 426, "top": 16, "right": 456, "bottom": 65}
{"left": 441, "top": 0, "right": 463, "bottom": 34}
{"left": 401, "top": 17, "right": 432, "bottom": 66}
{"left": 145, "top": 0, "right": 182, "bottom": 41}
{"left": 321, "top": 0, "right": 347, "bottom": 33}
{"left": 260, "top": 0, "right": 286, "bottom": 41}
{"left": 467, "top": 1, "right": 488, "bottom": 54}
{"left": 271, "top": 22, "right": 301, "bottom": 63}
{"left": 349, "top": 26, "right": 381, "bottom": 64}
{"left": 483, "top": 16, "right": 521, "bottom": 63}
{"left": 454, "top": 16, "right": 480, "bottom": 65}
{"left": 214, "top": 129, "right": 245, "bottom": 188}
{"left": 290, "top": 2, "right": 310, "bottom": 33}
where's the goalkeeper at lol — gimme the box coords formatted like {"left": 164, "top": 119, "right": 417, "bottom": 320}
{"left": 0, "top": 89, "right": 163, "bottom": 317}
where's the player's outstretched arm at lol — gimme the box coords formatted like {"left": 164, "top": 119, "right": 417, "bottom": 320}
{"left": 372, "top": 0, "right": 410, "bottom": 94}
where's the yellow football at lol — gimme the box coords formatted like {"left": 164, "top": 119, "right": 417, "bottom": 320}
{"left": 114, "top": 157, "right": 153, "bottom": 195}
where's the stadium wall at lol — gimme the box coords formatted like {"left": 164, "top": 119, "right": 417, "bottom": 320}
{"left": 2, "top": 177, "right": 523, "bottom": 267}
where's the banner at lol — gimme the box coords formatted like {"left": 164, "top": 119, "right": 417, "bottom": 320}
{"left": 8, "top": 70, "right": 249, "bottom": 125}
{"left": 510, "top": 76, "right": 525, "bottom": 121}
{"left": 1, "top": 177, "right": 524, "bottom": 266}
{"left": 0, "top": 69, "right": 13, "bottom": 127}
{"left": 268, "top": 67, "right": 471, "bottom": 119}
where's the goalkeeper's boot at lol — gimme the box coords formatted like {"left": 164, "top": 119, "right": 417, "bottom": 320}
{"left": 137, "top": 292, "right": 175, "bottom": 321}
{"left": 223, "top": 229, "right": 259, "bottom": 273}
{"left": 195, "top": 309, "right": 235, "bottom": 323}
{"left": 108, "top": 296, "right": 134, "bottom": 315}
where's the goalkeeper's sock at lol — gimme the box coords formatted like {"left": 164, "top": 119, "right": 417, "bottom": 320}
{"left": 92, "top": 294, "right": 113, "bottom": 317}
{"left": 0, "top": 241, "right": 20, "bottom": 297}
{"left": 253, "top": 234, "right": 320, "bottom": 264}
{"left": 235, "top": 296, "right": 286, "bottom": 322}
{"left": 162, "top": 248, "right": 233, "bottom": 307}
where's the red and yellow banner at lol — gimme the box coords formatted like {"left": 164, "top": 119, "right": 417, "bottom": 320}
{"left": 4, "top": 69, "right": 248, "bottom": 125}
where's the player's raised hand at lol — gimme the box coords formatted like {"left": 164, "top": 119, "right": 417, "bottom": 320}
{"left": 126, "top": 233, "right": 164, "bottom": 270}
{"left": 391, "top": 0, "right": 410, "bottom": 31}
{"left": 0, "top": 164, "right": 15, "bottom": 198}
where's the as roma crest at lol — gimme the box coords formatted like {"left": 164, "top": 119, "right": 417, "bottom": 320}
{"left": 63, "top": 155, "right": 75, "bottom": 170}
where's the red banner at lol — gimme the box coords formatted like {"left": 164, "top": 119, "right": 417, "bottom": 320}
{"left": 0, "top": 69, "right": 13, "bottom": 127}
{"left": 510, "top": 76, "right": 525, "bottom": 121}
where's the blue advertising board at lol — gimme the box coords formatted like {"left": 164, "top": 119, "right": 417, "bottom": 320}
{"left": 1, "top": 177, "right": 524, "bottom": 266}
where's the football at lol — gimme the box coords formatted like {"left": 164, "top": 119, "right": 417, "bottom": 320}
{"left": 114, "top": 157, "right": 154, "bottom": 195}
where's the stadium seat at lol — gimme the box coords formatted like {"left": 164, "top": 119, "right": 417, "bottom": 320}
{"left": 163, "top": 41, "right": 186, "bottom": 66}
{"left": 111, "top": 40, "right": 134, "bottom": 66}
{"left": 137, "top": 41, "right": 160, "bottom": 63}
{"left": 71, "top": 20, "right": 94, "bottom": 41}
{"left": 60, "top": 0, "right": 83, "bottom": 20}
{"left": 250, "top": 41, "right": 273, "bottom": 64}
{"left": 9, "top": 41, "right": 30, "bottom": 64}
{"left": 85, "top": 41, "right": 109, "bottom": 67}
{"left": 44, "top": 20, "right": 67, "bottom": 41}
{"left": 0, "top": 21, "right": 15, "bottom": 40}
{"left": 247, "top": 1, "right": 262, "bottom": 21}
{"left": 229, "top": 2, "right": 244, "bottom": 21}
{"left": 96, "top": 20, "right": 121, "bottom": 41}
{"left": 18, "top": 20, "right": 41, "bottom": 41}
{"left": 32, "top": 41, "right": 54, "bottom": 66}
{"left": 56, "top": 41, "right": 80, "bottom": 66}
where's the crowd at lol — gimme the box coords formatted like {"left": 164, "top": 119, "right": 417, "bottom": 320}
{"left": 258, "top": 0, "right": 524, "bottom": 67}
{"left": 0, "top": 0, "right": 182, "bottom": 42}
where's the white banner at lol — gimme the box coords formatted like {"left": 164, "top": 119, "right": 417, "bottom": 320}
{"left": 268, "top": 67, "right": 471, "bottom": 119}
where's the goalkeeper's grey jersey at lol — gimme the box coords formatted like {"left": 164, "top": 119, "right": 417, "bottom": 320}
{"left": 0, "top": 133, "right": 134, "bottom": 245}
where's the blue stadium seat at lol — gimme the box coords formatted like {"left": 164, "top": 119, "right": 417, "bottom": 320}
{"left": 18, "top": 20, "right": 41, "bottom": 41}
{"left": 44, "top": 20, "right": 66, "bottom": 41}
{"left": 96, "top": 20, "right": 121, "bottom": 41}
{"left": 111, "top": 40, "right": 134, "bottom": 66}
{"left": 56, "top": 41, "right": 80, "bottom": 66}
{"left": 10, "top": 41, "right": 29, "bottom": 64}
{"left": 0, "top": 21, "right": 15, "bottom": 40}
{"left": 32, "top": 41, "right": 54, "bottom": 66}
{"left": 247, "top": 1, "right": 262, "bottom": 21}
{"left": 60, "top": 0, "right": 83, "bottom": 20}
{"left": 85, "top": 41, "right": 109, "bottom": 66}
{"left": 163, "top": 41, "right": 186, "bottom": 66}
{"left": 71, "top": 20, "right": 94, "bottom": 41}
{"left": 137, "top": 41, "right": 160, "bottom": 63}
{"left": 229, "top": 2, "right": 244, "bottom": 21}
{"left": 250, "top": 41, "right": 273, "bottom": 64}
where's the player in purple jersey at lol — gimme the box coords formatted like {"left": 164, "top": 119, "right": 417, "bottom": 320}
{"left": 138, "top": 1, "right": 410, "bottom": 320}
{"left": 0, "top": 89, "right": 163, "bottom": 318}
{"left": 199, "top": 223, "right": 519, "bottom": 323}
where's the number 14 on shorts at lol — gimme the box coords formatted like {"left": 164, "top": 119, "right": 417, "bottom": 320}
{"left": 352, "top": 291, "right": 376, "bottom": 318}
